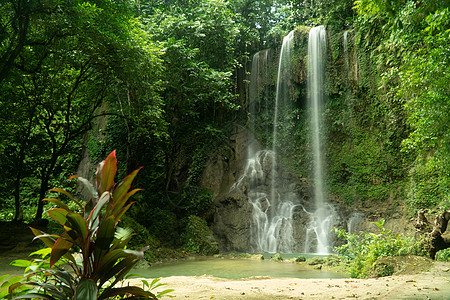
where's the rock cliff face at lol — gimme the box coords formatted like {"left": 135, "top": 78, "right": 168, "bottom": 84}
{"left": 200, "top": 126, "right": 252, "bottom": 251}
{"left": 200, "top": 26, "right": 416, "bottom": 253}
{"left": 200, "top": 126, "right": 332, "bottom": 252}
{"left": 201, "top": 125, "right": 414, "bottom": 252}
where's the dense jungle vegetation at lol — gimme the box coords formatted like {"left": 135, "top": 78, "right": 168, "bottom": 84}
{"left": 0, "top": 0, "right": 449, "bottom": 259}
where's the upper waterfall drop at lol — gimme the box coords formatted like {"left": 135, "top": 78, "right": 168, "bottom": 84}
{"left": 305, "top": 25, "right": 336, "bottom": 254}
{"left": 234, "top": 31, "right": 297, "bottom": 254}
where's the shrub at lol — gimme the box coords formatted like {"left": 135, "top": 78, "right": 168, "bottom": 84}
{"left": 271, "top": 253, "right": 283, "bottom": 262}
{"left": 6, "top": 151, "right": 172, "bottom": 299}
{"left": 182, "top": 215, "right": 219, "bottom": 256}
{"left": 334, "top": 219, "right": 427, "bottom": 278}
{"left": 436, "top": 248, "right": 450, "bottom": 261}
{"left": 295, "top": 256, "right": 306, "bottom": 262}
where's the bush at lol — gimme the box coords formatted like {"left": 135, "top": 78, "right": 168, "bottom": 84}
{"left": 271, "top": 253, "right": 283, "bottom": 261}
{"left": 295, "top": 255, "right": 306, "bottom": 262}
{"left": 372, "top": 262, "right": 395, "bottom": 277}
{"left": 306, "top": 257, "right": 325, "bottom": 265}
{"left": 183, "top": 215, "right": 219, "bottom": 256}
{"left": 334, "top": 219, "right": 427, "bottom": 278}
{"left": 436, "top": 248, "right": 450, "bottom": 261}
{"left": 5, "top": 151, "right": 172, "bottom": 299}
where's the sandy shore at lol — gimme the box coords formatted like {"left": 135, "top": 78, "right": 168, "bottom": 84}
{"left": 125, "top": 261, "right": 450, "bottom": 300}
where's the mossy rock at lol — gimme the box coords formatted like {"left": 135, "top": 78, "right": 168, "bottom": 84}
{"left": 369, "top": 255, "right": 433, "bottom": 277}
{"left": 326, "top": 254, "right": 342, "bottom": 266}
{"left": 249, "top": 254, "right": 264, "bottom": 260}
{"left": 183, "top": 215, "right": 219, "bottom": 256}
{"left": 306, "top": 257, "right": 326, "bottom": 265}
{"left": 271, "top": 253, "right": 283, "bottom": 261}
{"left": 295, "top": 255, "right": 306, "bottom": 262}
{"left": 371, "top": 262, "right": 394, "bottom": 277}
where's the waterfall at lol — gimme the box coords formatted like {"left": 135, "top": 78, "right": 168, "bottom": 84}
{"left": 234, "top": 31, "right": 296, "bottom": 253}
{"left": 305, "top": 25, "right": 336, "bottom": 254}
{"left": 268, "top": 30, "right": 296, "bottom": 253}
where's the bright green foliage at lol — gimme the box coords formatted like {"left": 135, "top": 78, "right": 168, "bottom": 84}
{"left": 436, "top": 248, "right": 450, "bottom": 262}
{"left": 183, "top": 215, "right": 219, "bottom": 256}
{"left": 398, "top": 7, "right": 450, "bottom": 211}
{"left": 0, "top": 0, "right": 164, "bottom": 222}
{"left": 7, "top": 151, "right": 161, "bottom": 299}
{"left": 334, "top": 220, "right": 428, "bottom": 278}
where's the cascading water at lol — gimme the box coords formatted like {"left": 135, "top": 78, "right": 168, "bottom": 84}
{"left": 304, "top": 26, "right": 336, "bottom": 254}
{"left": 233, "top": 31, "right": 297, "bottom": 253}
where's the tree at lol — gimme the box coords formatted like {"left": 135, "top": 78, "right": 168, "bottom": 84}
{"left": 0, "top": 0, "right": 164, "bottom": 221}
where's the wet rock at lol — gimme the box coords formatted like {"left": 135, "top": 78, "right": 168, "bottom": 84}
{"left": 306, "top": 257, "right": 326, "bottom": 265}
{"left": 271, "top": 253, "right": 283, "bottom": 261}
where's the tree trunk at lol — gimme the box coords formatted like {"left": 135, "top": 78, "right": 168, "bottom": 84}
{"left": 35, "top": 154, "right": 58, "bottom": 221}
{"left": 13, "top": 176, "right": 23, "bottom": 222}
{"left": 414, "top": 209, "right": 450, "bottom": 259}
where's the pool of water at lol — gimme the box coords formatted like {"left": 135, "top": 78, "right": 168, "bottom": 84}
{"left": 134, "top": 257, "right": 347, "bottom": 279}
{"left": 1, "top": 254, "right": 348, "bottom": 280}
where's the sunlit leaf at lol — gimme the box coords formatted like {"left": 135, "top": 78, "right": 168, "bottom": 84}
{"left": 10, "top": 260, "right": 32, "bottom": 268}
{"left": 42, "top": 198, "right": 70, "bottom": 211}
{"left": 97, "top": 150, "right": 117, "bottom": 195}
{"left": 46, "top": 208, "right": 69, "bottom": 226}
{"left": 112, "top": 167, "right": 142, "bottom": 205}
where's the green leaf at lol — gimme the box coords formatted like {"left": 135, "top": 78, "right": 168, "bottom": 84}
{"left": 12, "top": 293, "right": 56, "bottom": 299}
{"left": 157, "top": 288, "right": 175, "bottom": 298}
{"left": 46, "top": 208, "right": 69, "bottom": 226}
{"left": 43, "top": 198, "right": 70, "bottom": 211}
{"left": 75, "top": 278, "right": 97, "bottom": 300}
{"left": 103, "top": 255, "right": 141, "bottom": 288}
{"left": 97, "top": 250, "right": 143, "bottom": 286}
{"left": 88, "top": 191, "right": 110, "bottom": 229}
{"left": 99, "top": 286, "right": 156, "bottom": 300}
{"left": 114, "top": 202, "right": 135, "bottom": 222}
{"left": 97, "top": 150, "right": 117, "bottom": 196}
{"left": 10, "top": 260, "right": 32, "bottom": 268}
{"left": 94, "top": 215, "right": 115, "bottom": 263}
{"left": 0, "top": 275, "right": 9, "bottom": 283}
{"left": 30, "top": 247, "right": 52, "bottom": 258}
{"left": 97, "top": 249, "right": 129, "bottom": 276}
{"left": 111, "top": 189, "right": 141, "bottom": 217}
{"left": 66, "top": 212, "right": 89, "bottom": 242}
{"left": 30, "top": 227, "right": 57, "bottom": 248}
{"left": 71, "top": 175, "right": 98, "bottom": 202}
{"left": 48, "top": 188, "right": 74, "bottom": 201}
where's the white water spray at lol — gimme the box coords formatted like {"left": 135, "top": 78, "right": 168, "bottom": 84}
{"left": 234, "top": 31, "right": 297, "bottom": 253}
{"left": 305, "top": 26, "right": 336, "bottom": 254}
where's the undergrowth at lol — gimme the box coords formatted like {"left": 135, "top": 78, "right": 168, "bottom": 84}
{"left": 334, "top": 219, "right": 427, "bottom": 278}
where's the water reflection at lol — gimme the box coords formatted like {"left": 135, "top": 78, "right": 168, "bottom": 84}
{"left": 134, "top": 257, "right": 347, "bottom": 279}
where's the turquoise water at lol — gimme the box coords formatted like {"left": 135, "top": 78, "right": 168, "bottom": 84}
{"left": 134, "top": 257, "right": 347, "bottom": 279}
{"left": 1, "top": 254, "right": 347, "bottom": 280}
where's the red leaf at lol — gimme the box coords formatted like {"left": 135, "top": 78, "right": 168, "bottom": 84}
{"left": 112, "top": 167, "right": 142, "bottom": 206}
{"left": 97, "top": 150, "right": 117, "bottom": 195}
{"left": 50, "top": 236, "right": 73, "bottom": 267}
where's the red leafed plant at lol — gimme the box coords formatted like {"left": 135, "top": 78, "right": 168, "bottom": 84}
{"left": 8, "top": 150, "right": 166, "bottom": 299}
